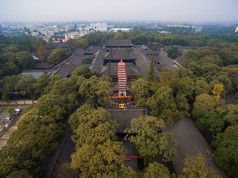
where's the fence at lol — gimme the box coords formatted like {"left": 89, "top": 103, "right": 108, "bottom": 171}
{"left": 0, "top": 100, "right": 37, "bottom": 106}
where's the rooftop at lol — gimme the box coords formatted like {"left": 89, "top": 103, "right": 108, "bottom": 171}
{"left": 108, "top": 108, "right": 147, "bottom": 133}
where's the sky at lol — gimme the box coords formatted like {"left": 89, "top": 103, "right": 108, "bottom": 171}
{"left": 0, "top": 0, "right": 237, "bottom": 22}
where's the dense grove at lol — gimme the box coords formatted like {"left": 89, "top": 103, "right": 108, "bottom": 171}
{"left": 0, "top": 35, "right": 69, "bottom": 81}
{"left": 0, "top": 29, "right": 238, "bottom": 177}
{"left": 0, "top": 68, "right": 82, "bottom": 177}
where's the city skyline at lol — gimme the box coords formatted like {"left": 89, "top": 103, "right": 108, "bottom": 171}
{"left": 0, "top": 0, "right": 238, "bottom": 23}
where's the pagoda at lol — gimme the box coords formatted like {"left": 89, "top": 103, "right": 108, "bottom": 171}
{"left": 108, "top": 60, "right": 134, "bottom": 108}
{"left": 118, "top": 60, "right": 127, "bottom": 96}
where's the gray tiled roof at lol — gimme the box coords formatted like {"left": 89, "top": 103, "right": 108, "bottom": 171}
{"left": 104, "top": 49, "right": 135, "bottom": 60}
{"left": 101, "top": 63, "right": 140, "bottom": 77}
{"left": 33, "top": 62, "right": 53, "bottom": 69}
{"left": 108, "top": 108, "right": 147, "bottom": 133}
{"left": 53, "top": 62, "right": 76, "bottom": 78}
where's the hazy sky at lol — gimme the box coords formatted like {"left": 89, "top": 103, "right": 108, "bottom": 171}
{"left": 0, "top": 0, "right": 237, "bottom": 22}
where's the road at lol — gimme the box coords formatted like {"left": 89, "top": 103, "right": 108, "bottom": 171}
{"left": 0, "top": 107, "right": 26, "bottom": 149}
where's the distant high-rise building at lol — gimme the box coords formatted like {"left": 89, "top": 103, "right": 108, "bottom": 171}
{"left": 235, "top": 27, "right": 238, "bottom": 32}
{"left": 89, "top": 23, "right": 108, "bottom": 32}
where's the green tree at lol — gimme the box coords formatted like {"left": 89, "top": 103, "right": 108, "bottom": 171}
{"left": 113, "top": 31, "right": 127, "bottom": 39}
{"left": 3, "top": 44, "right": 20, "bottom": 53}
{"left": 16, "top": 51, "right": 34, "bottom": 69}
{"left": 169, "top": 76, "right": 195, "bottom": 101}
{"left": 216, "top": 104, "right": 238, "bottom": 126}
{"left": 180, "top": 155, "right": 220, "bottom": 178}
{"left": 1, "top": 75, "right": 18, "bottom": 100}
{"left": 194, "top": 79, "right": 210, "bottom": 96}
{"left": 126, "top": 116, "right": 177, "bottom": 163}
{"left": 78, "top": 38, "right": 89, "bottom": 49}
{"left": 195, "top": 109, "right": 224, "bottom": 133}
{"left": 200, "top": 64, "right": 220, "bottom": 82}
{"left": 79, "top": 75, "right": 113, "bottom": 106}
{"left": 193, "top": 93, "right": 217, "bottom": 118}
{"left": 47, "top": 47, "right": 69, "bottom": 64}
{"left": 68, "top": 103, "right": 95, "bottom": 131}
{"left": 33, "top": 74, "right": 49, "bottom": 97}
{"left": 212, "top": 125, "right": 238, "bottom": 178}
{"left": 16, "top": 75, "right": 37, "bottom": 99}
{"left": 143, "top": 162, "right": 171, "bottom": 178}
{"left": 71, "top": 140, "right": 126, "bottom": 177}
{"left": 167, "top": 47, "right": 179, "bottom": 59}
{"left": 36, "top": 45, "right": 49, "bottom": 60}
{"left": 131, "top": 78, "right": 152, "bottom": 106}
{"left": 147, "top": 86, "right": 179, "bottom": 124}
{"left": 72, "top": 107, "right": 116, "bottom": 147}
{"left": 71, "top": 65, "right": 94, "bottom": 78}
{"left": 175, "top": 94, "right": 190, "bottom": 119}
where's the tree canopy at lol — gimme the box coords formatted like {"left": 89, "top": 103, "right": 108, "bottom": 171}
{"left": 126, "top": 116, "right": 177, "bottom": 163}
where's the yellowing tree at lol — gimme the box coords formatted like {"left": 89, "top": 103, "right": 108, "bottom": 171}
{"left": 180, "top": 155, "right": 220, "bottom": 178}
{"left": 212, "top": 83, "right": 224, "bottom": 101}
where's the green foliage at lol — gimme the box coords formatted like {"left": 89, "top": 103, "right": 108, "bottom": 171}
{"left": 143, "top": 162, "right": 171, "bottom": 178}
{"left": 194, "top": 79, "right": 210, "bottom": 95}
{"left": 78, "top": 38, "right": 89, "bottom": 49}
{"left": 169, "top": 76, "right": 195, "bottom": 101}
{"left": 195, "top": 109, "right": 224, "bottom": 133}
{"left": 71, "top": 65, "right": 94, "bottom": 78}
{"left": 79, "top": 75, "right": 113, "bottom": 106}
{"left": 47, "top": 47, "right": 69, "bottom": 64}
{"left": 0, "top": 75, "right": 19, "bottom": 100}
{"left": 180, "top": 155, "right": 220, "bottom": 178}
{"left": 70, "top": 106, "right": 136, "bottom": 177}
{"left": 167, "top": 47, "right": 179, "bottom": 59}
{"left": 193, "top": 93, "right": 217, "bottom": 118}
{"left": 16, "top": 51, "right": 34, "bottom": 69}
{"left": 36, "top": 45, "right": 49, "bottom": 60}
{"left": 71, "top": 140, "right": 126, "bottom": 177}
{"left": 147, "top": 86, "right": 179, "bottom": 124}
{"left": 72, "top": 108, "right": 117, "bottom": 147}
{"left": 131, "top": 78, "right": 152, "bottom": 106}
{"left": 126, "top": 116, "right": 177, "bottom": 163}
{"left": 81, "top": 57, "right": 93, "bottom": 65}
{"left": 216, "top": 104, "right": 238, "bottom": 126}
{"left": 68, "top": 103, "right": 95, "bottom": 131}
{"left": 175, "top": 94, "right": 190, "bottom": 119}
{"left": 212, "top": 125, "right": 238, "bottom": 178}
{"left": 16, "top": 75, "right": 37, "bottom": 98}
{"left": 0, "top": 74, "right": 81, "bottom": 177}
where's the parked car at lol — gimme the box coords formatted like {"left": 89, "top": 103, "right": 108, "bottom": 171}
{"left": 0, "top": 109, "right": 2, "bottom": 112}
{"left": 5, "top": 117, "right": 12, "bottom": 122}
{"left": 13, "top": 108, "right": 21, "bottom": 115}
